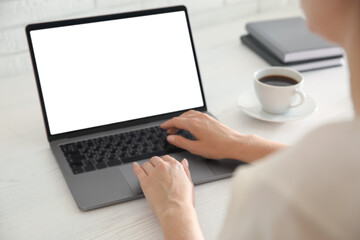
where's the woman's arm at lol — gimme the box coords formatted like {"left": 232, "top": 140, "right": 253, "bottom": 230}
{"left": 161, "top": 110, "right": 286, "bottom": 163}
{"left": 160, "top": 204, "right": 204, "bottom": 240}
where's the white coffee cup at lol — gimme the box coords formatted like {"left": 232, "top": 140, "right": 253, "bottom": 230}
{"left": 254, "top": 67, "right": 306, "bottom": 114}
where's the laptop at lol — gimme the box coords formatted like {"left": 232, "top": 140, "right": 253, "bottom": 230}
{"left": 26, "top": 5, "right": 244, "bottom": 211}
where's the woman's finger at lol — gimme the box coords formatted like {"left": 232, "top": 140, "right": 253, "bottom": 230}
{"left": 181, "top": 158, "right": 192, "bottom": 182}
{"left": 141, "top": 161, "right": 154, "bottom": 175}
{"left": 149, "top": 156, "right": 163, "bottom": 166}
{"left": 161, "top": 155, "right": 178, "bottom": 163}
{"left": 167, "top": 135, "right": 198, "bottom": 153}
{"left": 133, "top": 162, "right": 147, "bottom": 180}
{"left": 167, "top": 127, "right": 178, "bottom": 135}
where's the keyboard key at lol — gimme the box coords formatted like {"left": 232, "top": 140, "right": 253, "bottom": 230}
{"left": 72, "top": 167, "right": 84, "bottom": 174}
{"left": 70, "top": 154, "right": 86, "bottom": 162}
{"left": 84, "top": 164, "right": 96, "bottom": 172}
{"left": 95, "top": 157, "right": 105, "bottom": 163}
{"left": 107, "top": 160, "right": 121, "bottom": 167}
{"left": 70, "top": 162, "right": 83, "bottom": 168}
{"left": 96, "top": 162, "right": 107, "bottom": 169}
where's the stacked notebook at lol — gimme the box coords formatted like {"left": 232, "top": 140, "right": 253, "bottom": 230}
{"left": 241, "top": 17, "right": 344, "bottom": 72}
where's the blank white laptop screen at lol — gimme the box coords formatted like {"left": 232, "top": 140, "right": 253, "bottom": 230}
{"left": 30, "top": 11, "right": 204, "bottom": 135}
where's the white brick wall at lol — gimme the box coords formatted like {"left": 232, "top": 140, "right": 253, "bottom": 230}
{"left": 0, "top": 0, "right": 299, "bottom": 78}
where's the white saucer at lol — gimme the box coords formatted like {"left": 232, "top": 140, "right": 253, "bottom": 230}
{"left": 237, "top": 92, "right": 317, "bottom": 123}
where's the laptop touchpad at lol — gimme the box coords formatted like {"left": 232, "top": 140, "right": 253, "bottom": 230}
{"left": 119, "top": 159, "right": 147, "bottom": 194}
{"left": 118, "top": 152, "right": 215, "bottom": 194}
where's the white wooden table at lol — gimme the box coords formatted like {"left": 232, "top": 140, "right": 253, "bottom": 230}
{"left": 1, "top": 6, "right": 354, "bottom": 240}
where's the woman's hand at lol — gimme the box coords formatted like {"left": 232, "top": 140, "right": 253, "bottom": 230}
{"left": 133, "top": 155, "right": 194, "bottom": 218}
{"left": 133, "top": 155, "right": 204, "bottom": 240}
{"left": 161, "top": 110, "right": 244, "bottom": 160}
{"left": 161, "top": 110, "right": 286, "bottom": 162}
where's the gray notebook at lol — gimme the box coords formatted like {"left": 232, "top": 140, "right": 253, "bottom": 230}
{"left": 246, "top": 17, "right": 343, "bottom": 63}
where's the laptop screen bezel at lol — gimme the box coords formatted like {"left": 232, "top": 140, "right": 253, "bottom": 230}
{"left": 26, "top": 5, "right": 207, "bottom": 142}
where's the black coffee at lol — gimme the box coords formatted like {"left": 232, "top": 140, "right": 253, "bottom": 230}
{"left": 259, "top": 75, "right": 298, "bottom": 87}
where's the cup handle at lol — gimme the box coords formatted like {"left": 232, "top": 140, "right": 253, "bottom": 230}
{"left": 290, "top": 90, "right": 306, "bottom": 108}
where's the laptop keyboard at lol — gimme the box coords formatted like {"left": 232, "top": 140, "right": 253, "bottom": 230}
{"left": 60, "top": 126, "right": 195, "bottom": 175}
